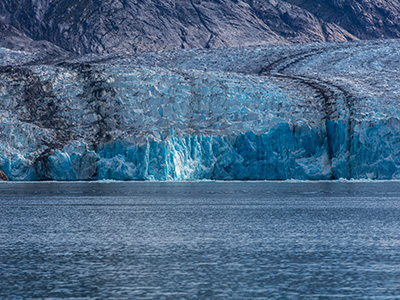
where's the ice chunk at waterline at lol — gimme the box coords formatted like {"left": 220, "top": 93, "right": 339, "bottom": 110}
{"left": 1, "top": 40, "right": 400, "bottom": 180}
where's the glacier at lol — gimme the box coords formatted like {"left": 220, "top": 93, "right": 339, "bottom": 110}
{"left": 0, "top": 40, "right": 400, "bottom": 180}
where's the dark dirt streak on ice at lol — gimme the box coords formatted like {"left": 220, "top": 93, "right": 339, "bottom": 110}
{"left": 259, "top": 44, "right": 365, "bottom": 179}
{"left": 0, "top": 65, "right": 75, "bottom": 179}
{"left": 59, "top": 62, "right": 124, "bottom": 154}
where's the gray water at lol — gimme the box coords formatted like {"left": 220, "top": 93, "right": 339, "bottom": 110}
{"left": 1, "top": 181, "right": 400, "bottom": 299}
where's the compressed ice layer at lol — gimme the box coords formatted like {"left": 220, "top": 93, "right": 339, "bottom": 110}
{"left": 0, "top": 40, "right": 400, "bottom": 180}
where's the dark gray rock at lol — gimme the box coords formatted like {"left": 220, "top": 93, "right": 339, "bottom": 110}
{"left": 0, "top": 0, "right": 282, "bottom": 54}
{"left": 285, "top": 0, "right": 400, "bottom": 39}
{"left": 0, "top": 19, "right": 67, "bottom": 55}
{"left": 0, "top": 0, "right": 398, "bottom": 54}
{"left": 247, "top": 0, "right": 357, "bottom": 43}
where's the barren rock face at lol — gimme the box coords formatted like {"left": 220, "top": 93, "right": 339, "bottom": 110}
{"left": 285, "top": 0, "right": 400, "bottom": 39}
{"left": 0, "top": 19, "right": 67, "bottom": 55}
{"left": 247, "top": 0, "right": 358, "bottom": 43}
{"left": 0, "top": 0, "right": 369, "bottom": 54}
{"left": 0, "top": 0, "right": 278, "bottom": 53}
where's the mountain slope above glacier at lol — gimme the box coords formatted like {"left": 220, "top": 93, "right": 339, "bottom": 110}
{"left": 286, "top": 0, "right": 400, "bottom": 40}
{"left": 2, "top": 0, "right": 396, "bottom": 54}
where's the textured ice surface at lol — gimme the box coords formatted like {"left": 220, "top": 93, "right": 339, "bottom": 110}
{"left": 0, "top": 40, "right": 400, "bottom": 180}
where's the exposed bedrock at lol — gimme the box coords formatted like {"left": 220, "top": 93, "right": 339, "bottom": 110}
{"left": 1, "top": 0, "right": 400, "bottom": 55}
{"left": 0, "top": 0, "right": 365, "bottom": 54}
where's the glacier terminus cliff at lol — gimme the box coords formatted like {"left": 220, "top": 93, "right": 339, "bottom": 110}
{"left": 0, "top": 40, "right": 399, "bottom": 180}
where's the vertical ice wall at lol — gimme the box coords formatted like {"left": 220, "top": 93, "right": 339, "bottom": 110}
{"left": 1, "top": 41, "right": 400, "bottom": 180}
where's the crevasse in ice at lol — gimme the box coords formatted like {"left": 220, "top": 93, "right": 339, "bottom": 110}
{"left": 1, "top": 40, "right": 400, "bottom": 180}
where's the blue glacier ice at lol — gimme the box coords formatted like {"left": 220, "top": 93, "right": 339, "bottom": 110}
{"left": 0, "top": 40, "right": 400, "bottom": 180}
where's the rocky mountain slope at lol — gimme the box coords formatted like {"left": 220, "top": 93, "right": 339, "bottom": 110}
{"left": 0, "top": 19, "right": 67, "bottom": 55}
{"left": 2, "top": 0, "right": 398, "bottom": 54}
{"left": 286, "top": 0, "right": 400, "bottom": 39}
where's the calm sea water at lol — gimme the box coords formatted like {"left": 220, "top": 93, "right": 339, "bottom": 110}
{"left": 1, "top": 181, "right": 400, "bottom": 299}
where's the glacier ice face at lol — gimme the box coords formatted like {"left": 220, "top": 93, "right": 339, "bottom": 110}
{"left": 0, "top": 40, "right": 400, "bottom": 180}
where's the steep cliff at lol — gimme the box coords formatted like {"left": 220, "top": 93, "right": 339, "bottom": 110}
{"left": 1, "top": 40, "right": 400, "bottom": 180}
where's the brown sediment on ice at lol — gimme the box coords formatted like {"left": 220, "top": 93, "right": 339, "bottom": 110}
{"left": 0, "top": 170, "right": 9, "bottom": 181}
